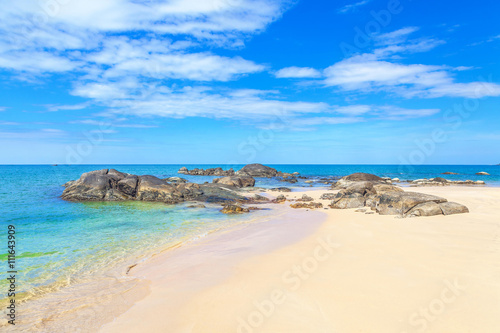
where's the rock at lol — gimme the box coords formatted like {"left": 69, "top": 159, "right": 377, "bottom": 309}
{"left": 165, "top": 177, "right": 187, "bottom": 183}
{"left": 355, "top": 209, "right": 367, "bottom": 212}
{"left": 197, "top": 183, "right": 248, "bottom": 203}
{"left": 376, "top": 192, "right": 447, "bottom": 216}
{"left": 299, "top": 194, "right": 314, "bottom": 202}
{"left": 62, "top": 169, "right": 121, "bottom": 201}
{"left": 136, "top": 175, "right": 183, "bottom": 203}
{"left": 476, "top": 172, "right": 490, "bottom": 175}
{"left": 282, "top": 178, "right": 298, "bottom": 184}
{"left": 273, "top": 194, "right": 287, "bottom": 203}
{"left": 292, "top": 172, "right": 300, "bottom": 175}
{"left": 372, "top": 184, "right": 403, "bottom": 194}
{"left": 343, "top": 173, "right": 383, "bottom": 182}
{"left": 290, "top": 202, "right": 323, "bottom": 209}
{"left": 117, "top": 176, "right": 139, "bottom": 197}
{"left": 175, "top": 183, "right": 203, "bottom": 200}
{"left": 270, "top": 187, "right": 292, "bottom": 192}
{"left": 442, "top": 172, "right": 459, "bottom": 175}
{"left": 432, "top": 177, "right": 448, "bottom": 183}
{"left": 392, "top": 178, "right": 400, "bottom": 182}
{"left": 213, "top": 176, "right": 255, "bottom": 188}
{"left": 187, "top": 204, "right": 206, "bottom": 208}
{"left": 220, "top": 204, "right": 250, "bottom": 214}
{"left": 329, "top": 193, "right": 366, "bottom": 209}
{"left": 63, "top": 180, "right": 76, "bottom": 187}
{"left": 475, "top": 180, "right": 485, "bottom": 185}
{"left": 62, "top": 169, "right": 252, "bottom": 204}
{"left": 319, "top": 193, "right": 337, "bottom": 200}
{"left": 252, "top": 194, "right": 270, "bottom": 202}
{"left": 406, "top": 202, "right": 443, "bottom": 217}
{"left": 178, "top": 167, "right": 235, "bottom": 176}
{"left": 236, "top": 164, "right": 278, "bottom": 178}
{"left": 439, "top": 202, "right": 469, "bottom": 215}
{"left": 304, "top": 180, "right": 314, "bottom": 184}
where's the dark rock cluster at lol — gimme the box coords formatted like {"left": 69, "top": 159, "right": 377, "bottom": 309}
{"left": 327, "top": 173, "right": 469, "bottom": 217}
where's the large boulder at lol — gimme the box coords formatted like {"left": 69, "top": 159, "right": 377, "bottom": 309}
{"left": 329, "top": 193, "right": 366, "bottom": 209}
{"left": 376, "top": 192, "right": 447, "bottom": 215}
{"left": 343, "top": 173, "right": 383, "bottom": 182}
{"left": 406, "top": 202, "right": 444, "bottom": 217}
{"left": 117, "top": 176, "right": 139, "bottom": 197}
{"left": 213, "top": 176, "right": 255, "bottom": 188}
{"left": 136, "top": 175, "right": 183, "bottom": 203}
{"left": 236, "top": 164, "right": 278, "bottom": 178}
{"left": 440, "top": 202, "right": 469, "bottom": 215}
{"left": 62, "top": 169, "right": 125, "bottom": 201}
{"left": 197, "top": 183, "right": 248, "bottom": 203}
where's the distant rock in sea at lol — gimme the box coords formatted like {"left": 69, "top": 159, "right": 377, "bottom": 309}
{"left": 442, "top": 172, "right": 459, "bottom": 175}
{"left": 476, "top": 172, "right": 490, "bottom": 175}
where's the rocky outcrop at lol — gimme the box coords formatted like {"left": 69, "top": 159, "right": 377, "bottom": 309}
{"left": 326, "top": 175, "right": 469, "bottom": 218}
{"left": 178, "top": 167, "right": 235, "bottom": 176}
{"left": 344, "top": 173, "right": 383, "bottom": 182}
{"left": 376, "top": 192, "right": 447, "bottom": 215}
{"left": 62, "top": 169, "right": 251, "bottom": 204}
{"left": 332, "top": 173, "right": 390, "bottom": 190}
{"left": 442, "top": 172, "right": 459, "bottom": 175}
{"left": 213, "top": 176, "right": 255, "bottom": 188}
{"left": 476, "top": 172, "right": 490, "bottom": 175}
{"left": 236, "top": 164, "right": 278, "bottom": 178}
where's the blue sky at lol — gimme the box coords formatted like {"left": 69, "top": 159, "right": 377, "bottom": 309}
{"left": 1, "top": 0, "right": 499, "bottom": 164}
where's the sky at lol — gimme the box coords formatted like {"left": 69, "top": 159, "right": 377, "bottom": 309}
{"left": 1, "top": 0, "right": 499, "bottom": 165}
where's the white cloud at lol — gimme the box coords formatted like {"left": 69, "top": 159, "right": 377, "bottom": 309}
{"left": 322, "top": 28, "right": 500, "bottom": 98}
{"left": 0, "top": 107, "right": 7, "bottom": 112}
{"left": 275, "top": 66, "right": 322, "bottom": 78}
{"left": 338, "top": 0, "right": 371, "bottom": 14}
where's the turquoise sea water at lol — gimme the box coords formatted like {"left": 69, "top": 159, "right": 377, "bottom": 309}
{"left": 1, "top": 164, "right": 499, "bottom": 302}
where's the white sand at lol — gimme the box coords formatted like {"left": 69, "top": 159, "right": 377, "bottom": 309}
{"left": 100, "top": 186, "right": 500, "bottom": 333}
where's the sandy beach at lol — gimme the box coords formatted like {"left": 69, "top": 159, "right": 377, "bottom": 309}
{"left": 97, "top": 185, "right": 500, "bottom": 333}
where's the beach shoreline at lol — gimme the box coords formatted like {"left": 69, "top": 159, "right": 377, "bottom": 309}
{"left": 4, "top": 183, "right": 500, "bottom": 332}
{"left": 96, "top": 185, "right": 500, "bottom": 333}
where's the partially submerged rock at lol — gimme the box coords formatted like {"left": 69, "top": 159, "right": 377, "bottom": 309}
{"left": 62, "top": 169, "right": 250, "bottom": 204}
{"left": 476, "top": 172, "right": 490, "bottom": 175}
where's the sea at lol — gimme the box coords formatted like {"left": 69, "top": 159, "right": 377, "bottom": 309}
{"left": 1, "top": 164, "right": 499, "bottom": 324}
